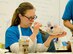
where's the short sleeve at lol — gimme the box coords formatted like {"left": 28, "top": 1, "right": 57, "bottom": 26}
{"left": 62, "top": 1, "right": 72, "bottom": 20}
{"left": 5, "top": 29, "right": 19, "bottom": 48}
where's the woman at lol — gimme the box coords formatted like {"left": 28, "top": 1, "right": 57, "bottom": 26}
{"left": 5, "top": 2, "right": 66, "bottom": 53}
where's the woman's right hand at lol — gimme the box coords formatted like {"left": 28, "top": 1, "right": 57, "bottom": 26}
{"left": 33, "top": 22, "right": 42, "bottom": 35}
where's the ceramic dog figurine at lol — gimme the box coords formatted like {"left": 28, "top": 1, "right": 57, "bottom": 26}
{"left": 46, "top": 22, "right": 64, "bottom": 35}
{"left": 19, "top": 37, "right": 29, "bottom": 54}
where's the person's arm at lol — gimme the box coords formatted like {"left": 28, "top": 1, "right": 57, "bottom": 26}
{"left": 44, "top": 36, "right": 53, "bottom": 48}
{"left": 30, "top": 22, "right": 42, "bottom": 42}
{"left": 35, "top": 31, "right": 66, "bottom": 52}
{"left": 62, "top": 1, "right": 73, "bottom": 30}
{"left": 44, "top": 31, "right": 66, "bottom": 48}
{"left": 30, "top": 33, "right": 37, "bottom": 42}
{"left": 36, "top": 36, "right": 53, "bottom": 52}
{"left": 63, "top": 20, "right": 73, "bottom": 30}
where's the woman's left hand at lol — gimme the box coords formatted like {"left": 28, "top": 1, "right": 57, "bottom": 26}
{"left": 56, "top": 31, "right": 67, "bottom": 38}
{"left": 51, "top": 31, "right": 67, "bottom": 38}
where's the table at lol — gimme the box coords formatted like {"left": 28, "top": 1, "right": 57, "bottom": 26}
{"left": 29, "top": 52, "right": 72, "bottom": 54}
{"left": 5, "top": 52, "right": 72, "bottom": 54}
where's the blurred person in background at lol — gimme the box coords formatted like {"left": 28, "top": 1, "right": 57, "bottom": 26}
{"left": 62, "top": 0, "right": 73, "bottom": 36}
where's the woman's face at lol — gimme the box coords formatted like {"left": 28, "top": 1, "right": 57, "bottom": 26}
{"left": 19, "top": 9, "right": 36, "bottom": 27}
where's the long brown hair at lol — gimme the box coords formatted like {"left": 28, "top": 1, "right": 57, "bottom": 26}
{"left": 10, "top": 2, "right": 34, "bottom": 27}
